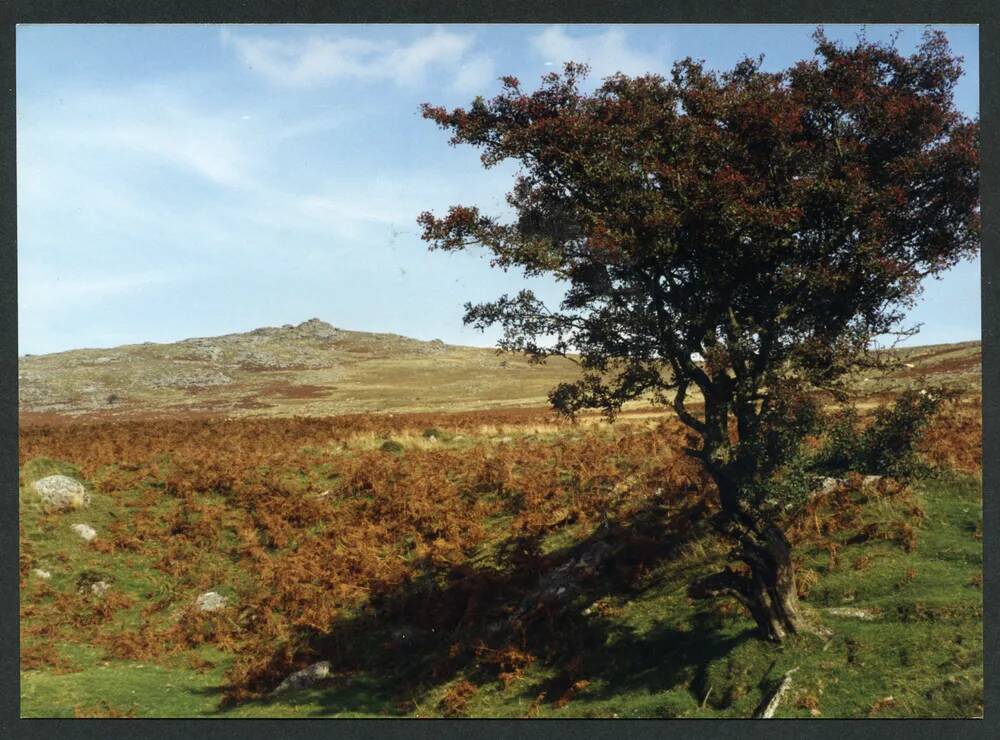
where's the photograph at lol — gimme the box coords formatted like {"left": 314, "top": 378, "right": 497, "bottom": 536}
{"left": 16, "top": 22, "right": 982, "bottom": 718}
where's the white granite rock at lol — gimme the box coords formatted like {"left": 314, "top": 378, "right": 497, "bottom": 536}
{"left": 90, "top": 580, "right": 111, "bottom": 597}
{"left": 71, "top": 523, "right": 97, "bottom": 542}
{"left": 33, "top": 475, "right": 90, "bottom": 511}
{"left": 196, "top": 591, "right": 227, "bottom": 612}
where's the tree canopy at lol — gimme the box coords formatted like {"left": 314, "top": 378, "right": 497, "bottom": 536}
{"left": 420, "top": 30, "right": 978, "bottom": 418}
{"left": 418, "top": 29, "right": 979, "bottom": 640}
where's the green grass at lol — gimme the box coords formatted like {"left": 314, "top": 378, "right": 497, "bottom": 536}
{"left": 20, "top": 459, "right": 981, "bottom": 718}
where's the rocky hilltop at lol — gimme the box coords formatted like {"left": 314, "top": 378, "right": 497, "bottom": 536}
{"left": 18, "top": 319, "right": 579, "bottom": 419}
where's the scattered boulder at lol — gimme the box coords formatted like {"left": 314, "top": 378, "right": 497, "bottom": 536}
{"left": 33, "top": 475, "right": 90, "bottom": 511}
{"left": 272, "top": 661, "right": 331, "bottom": 695}
{"left": 32, "top": 568, "right": 52, "bottom": 580}
{"left": 76, "top": 570, "right": 113, "bottom": 595}
{"left": 90, "top": 581, "right": 112, "bottom": 597}
{"left": 71, "top": 523, "right": 97, "bottom": 542}
{"left": 196, "top": 591, "right": 227, "bottom": 612}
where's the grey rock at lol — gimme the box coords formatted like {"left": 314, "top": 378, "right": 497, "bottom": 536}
{"left": 825, "top": 607, "right": 878, "bottom": 621}
{"left": 33, "top": 475, "right": 90, "bottom": 511}
{"left": 517, "top": 539, "right": 616, "bottom": 617}
{"left": 196, "top": 591, "right": 228, "bottom": 612}
{"left": 90, "top": 580, "right": 111, "bottom": 597}
{"left": 76, "top": 570, "right": 114, "bottom": 593}
{"left": 71, "top": 523, "right": 97, "bottom": 541}
{"left": 813, "top": 474, "right": 884, "bottom": 498}
{"left": 815, "top": 477, "right": 846, "bottom": 496}
{"left": 32, "top": 568, "right": 52, "bottom": 580}
{"left": 272, "top": 661, "right": 331, "bottom": 694}
{"left": 294, "top": 318, "right": 339, "bottom": 340}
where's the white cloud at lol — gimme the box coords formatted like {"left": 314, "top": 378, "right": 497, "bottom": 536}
{"left": 531, "top": 27, "right": 665, "bottom": 81}
{"left": 449, "top": 54, "right": 496, "bottom": 94}
{"left": 222, "top": 28, "right": 488, "bottom": 90}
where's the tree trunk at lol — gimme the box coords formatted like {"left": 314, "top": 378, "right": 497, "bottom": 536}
{"left": 688, "top": 408, "right": 809, "bottom": 641}
{"left": 689, "top": 484, "right": 806, "bottom": 641}
{"left": 735, "top": 520, "right": 805, "bottom": 641}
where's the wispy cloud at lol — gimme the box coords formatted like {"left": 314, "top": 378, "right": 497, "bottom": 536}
{"left": 531, "top": 26, "right": 666, "bottom": 81}
{"left": 21, "top": 86, "right": 255, "bottom": 189}
{"left": 273, "top": 111, "right": 349, "bottom": 141}
{"left": 222, "top": 28, "right": 491, "bottom": 90}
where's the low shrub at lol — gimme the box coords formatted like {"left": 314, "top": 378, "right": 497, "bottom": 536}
{"left": 380, "top": 439, "right": 405, "bottom": 454}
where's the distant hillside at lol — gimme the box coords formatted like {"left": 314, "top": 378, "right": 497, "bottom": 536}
{"left": 17, "top": 319, "right": 583, "bottom": 419}
{"left": 17, "top": 319, "right": 980, "bottom": 420}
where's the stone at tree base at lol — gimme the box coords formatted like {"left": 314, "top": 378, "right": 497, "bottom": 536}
{"left": 272, "top": 661, "right": 331, "bottom": 694}
{"left": 71, "top": 523, "right": 97, "bottom": 541}
{"left": 33, "top": 475, "right": 90, "bottom": 511}
{"left": 196, "top": 591, "right": 227, "bottom": 612}
{"left": 813, "top": 474, "right": 884, "bottom": 498}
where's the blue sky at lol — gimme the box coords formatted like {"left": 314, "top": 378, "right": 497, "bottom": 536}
{"left": 17, "top": 24, "right": 980, "bottom": 355}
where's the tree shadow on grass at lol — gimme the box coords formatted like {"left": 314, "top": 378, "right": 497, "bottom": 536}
{"left": 510, "top": 611, "right": 754, "bottom": 715}
{"left": 208, "top": 495, "right": 755, "bottom": 717}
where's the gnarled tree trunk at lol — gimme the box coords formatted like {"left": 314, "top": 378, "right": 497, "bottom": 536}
{"left": 690, "top": 517, "right": 805, "bottom": 641}
{"left": 689, "top": 471, "right": 807, "bottom": 641}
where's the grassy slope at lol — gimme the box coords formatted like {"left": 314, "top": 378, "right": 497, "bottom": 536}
{"left": 19, "top": 442, "right": 982, "bottom": 718}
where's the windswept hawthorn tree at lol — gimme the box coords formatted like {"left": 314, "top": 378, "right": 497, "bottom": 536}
{"left": 418, "top": 30, "right": 979, "bottom": 641}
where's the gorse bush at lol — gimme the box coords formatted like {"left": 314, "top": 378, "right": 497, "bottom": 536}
{"left": 814, "top": 407, "right": 863, "bottom": 476}
{"left": 859, "top": 389, "right": 959, "bottom": 478}
{"left": 814, "top": 388, "right": 957, "bottom": 480}
{"left": 749, "top": 387, "right": 961, "bottom": 516}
